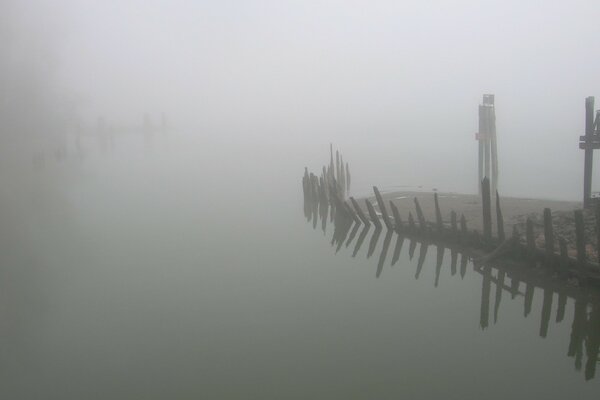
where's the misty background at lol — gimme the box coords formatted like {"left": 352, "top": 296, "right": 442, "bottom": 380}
{"left": 2, "top": 0, "right": 600, "bottom": 198}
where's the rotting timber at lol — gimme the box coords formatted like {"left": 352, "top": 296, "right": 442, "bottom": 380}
{"left": 302, "top": 157, "right": 600, "bottom": 380}
{"left": 302, "top": 152, "right": 600, "bottom": 288}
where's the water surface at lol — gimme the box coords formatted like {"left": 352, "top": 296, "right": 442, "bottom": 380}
{"left": 1, "top": 133, "right": 598, "bottom": 399}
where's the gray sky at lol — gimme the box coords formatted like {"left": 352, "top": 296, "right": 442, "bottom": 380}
{"left": 4, "top": 0, "right": 600, "bottom": 199}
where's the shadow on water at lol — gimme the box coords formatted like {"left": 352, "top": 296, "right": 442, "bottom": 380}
{"left": 303, "top": 191, "right": 600, "bottom": 381}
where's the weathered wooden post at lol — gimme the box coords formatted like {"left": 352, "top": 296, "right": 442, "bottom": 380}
{"left": 543, "top": 208, "right": 555, "bottom": 264}
{"left": 414, "top": 198, "right": 427, "bottom": 231}
{"left": 559, "top": 236, "right": 569, "bottom": 273}
{"left": 481, "top": 177, "right": 492, "bottom": 242}
{"left": 389, "top": 201, "right": 403, "bottom": 232}
{"left": 526, "top": 218, "right": 535, "bottom": 260}
{"left": 350, "top": 197, "right": 370, "bottom": 226}
{"left": 345, "top": 162, "right": 351, "bottom": 193}
{"left": 574, "top": 210, "right": 586, "bottom": 264}
{"left": 496, "top": 191, "right": 505, "bottom": 242}
{"left": 365, "top": 199, "right": 383, "bottom": 230}
{"left": 451, "top": 211, "right": 458, "bottom": 239}
{"left": 477, "top": 94, "right": 498, "bottom": 195}
{"left": 460, "top": 214, "right": 467, "bottom": 243}
{"left": 434, "top": 193, "right": 443, "bottom": 233}
{"left": 373, "top": 186, "right": 393, "bottom": 230}
{"left": 596, "top": 202, "right": 600, "bottom": 262}
{"left": 408, "top": 212, "right": 416, "bottom": 232}
{"left": 581, "top": 97, "right": 595, "bottom": 207}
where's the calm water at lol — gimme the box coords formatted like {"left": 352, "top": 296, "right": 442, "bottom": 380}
{"left": 1, "top": 133, "right": 599, "bottom": 399}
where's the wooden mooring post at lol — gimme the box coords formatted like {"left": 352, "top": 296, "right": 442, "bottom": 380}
{"left": 477, "top": 94, "right": 498, "bottom": 195}
{"left": 580, "top": 96, "right": 597, "bottom": 208}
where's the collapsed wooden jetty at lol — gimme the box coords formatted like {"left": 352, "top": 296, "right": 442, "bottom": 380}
{"left": 303, "top": 151, "right": 600, "bottom": 286}
{"left": 302, "top": 154, "right": 600, "bottom": 380}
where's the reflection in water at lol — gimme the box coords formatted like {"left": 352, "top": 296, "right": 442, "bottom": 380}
{"left": 415, "top": 242, "right": 428, "bottom": 280}
{"left": 352, "top": 224, "right": 370, "bottom": 258}
{"left": 376, "top": 230, "right": 393, "bottom": 278}
{"left": 391, "top": 235, "right": 404, "bottom": 266}
{"left": 302, "top": 193, "right": 600, "bottom": 381}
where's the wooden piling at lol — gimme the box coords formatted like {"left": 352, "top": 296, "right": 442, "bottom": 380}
{"left": 346, "top": 162, "right": 350, "bottom": 193}
{"left": 596, "top": 203, "right": 600, "bottom": 262}
{"left": 460, "top": 214, "right": 467, "bottom": 243}
{"left": 451, "top": 211, "right": 458, "bottom": 238}
{"left": 344, "top": 201, "right": 360, "bottom": 224}
{"left": 389, "top": 201, "right": 403, "bottom": 232}
{"left": 408, "top": 212, "right": 416, "bottom": 232}
{"left": 543, "top": 208, "right": 555, "bottom": 262}
{"left": 481, "top": 177, "right": 492, "bottom": 242}
{"left": 350, "top": 197, "right": 370, "bottom": 226}
{"left": 365, "top": 199, "right": 383, "bottom": 229}
{"left": 574, "top": 210, "right": 586, "bottom": 264}
{"left": 526, "top": 218, "right": 535, "bottom": 260}
{"left": 559, "top": 236, "right": 569, "bottom": 272}
{"left": 373, "top": 186, "right": 393, "bottom": 230}
{"left": 434, "top": 193, "right": 443, "bottom": 233}
{"left": 414, "top": 197, "right": 427, "bottom": 231}
{"left": 496, "top": 191, "right": 505, "bottom": 242}
{"left": 583, "top": 97, "right": 595, "bottom": 207}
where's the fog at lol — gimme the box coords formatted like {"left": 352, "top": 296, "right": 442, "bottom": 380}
{"left": 2, "top": 1, "right": 600, "bottom": 398}
{"left": 2, "top": 0, "right": 600, "bottom": 198}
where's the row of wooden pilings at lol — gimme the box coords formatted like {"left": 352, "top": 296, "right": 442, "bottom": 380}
{"left": 302, "top": 170, "right": 600, "bottom": 381}
{"left": 303, "top": 162, "right": 600, "bottom": 283}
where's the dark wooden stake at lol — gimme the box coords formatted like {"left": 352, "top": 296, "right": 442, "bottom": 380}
{"left": 574, "top": 210, "right": 586, "bottom": 264}
{"left": 559, "top": 236, "right": 569, "bottom": 273}
{"left": 526, "top": 218, "right": 535, "bottom": 260}
{"left": 408, "top": 212, "right": 416, "bottom": 232}
{"left": 414, "top": 197, "right": 427, "bottom": 231}
{"left": 496, "top": 191, "right": 505, "bottom": 242}
{"left": 373, "top": 186, "right": 393, "bottom": 230}
{"left": 583, "top": 97, "right": 595, "bottom": 207}
{"left": 365, "top": 199, "right": 383, "bottom": 230}
{"left": 481, "top": 177, "right": 492, "bottom": 242}
{"left": 451, "top": 211, "right": 458, "bottom": 238}
{"left": 434, "top": 192, "right": 443, "bottom": 233}
{"left": 543, "top": 208, "right": 555, "bottom": 263}
{"left": 350, "top": 197, "right": 370, "bottom": 226}
{"left": 389, "top": 201, "right": 403, "bottom": 232}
